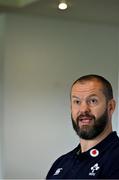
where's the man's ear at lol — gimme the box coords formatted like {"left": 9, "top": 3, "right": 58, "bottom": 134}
{"left": 108, "top": 99, "right": 116, "bottom": 115}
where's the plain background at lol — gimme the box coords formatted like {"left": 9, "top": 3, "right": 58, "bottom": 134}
{"left": 0, "top": 13, "right": 118, "bottom": 178}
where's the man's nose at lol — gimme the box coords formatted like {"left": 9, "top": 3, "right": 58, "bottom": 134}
{"left": 79, "top": 101, "right": 90, "bottom": 113}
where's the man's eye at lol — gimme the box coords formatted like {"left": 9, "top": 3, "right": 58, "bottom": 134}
{"left": 88, "top": 99, "right": 98, "bottom": 105}
{"left": 73, "top": 100, "right": 80, "bottom": 105}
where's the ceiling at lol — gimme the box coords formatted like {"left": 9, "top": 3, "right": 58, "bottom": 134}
{"left": 0, "top": 0, "right": 119, "bottom": 25}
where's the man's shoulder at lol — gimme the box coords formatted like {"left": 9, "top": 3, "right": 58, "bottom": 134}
{"left": 102, "top": 132, "right": 119, "bottom": 162}
{"left": 110, "top": 140, "right": 119, "bottom": 158}
{"left": 55, "top": 145, "right": 79, "bottom": 162}
{"left": 49, "top": 145, "right": 79, "bottom": 169}
{"left": 46, "top": 145, "right": 79, "bottom": 179}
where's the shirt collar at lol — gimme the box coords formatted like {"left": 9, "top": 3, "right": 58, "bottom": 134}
{"left": 76, "top": 131, "right": 119, "bottom": 158}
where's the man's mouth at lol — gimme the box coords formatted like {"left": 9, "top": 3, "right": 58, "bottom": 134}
{"left": 78, "top": 116, "right": 93, "bottom": 125}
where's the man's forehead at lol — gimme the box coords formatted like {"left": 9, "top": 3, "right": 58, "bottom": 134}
{"left": 71, "top": 80, "right": 103, "bottom": 93}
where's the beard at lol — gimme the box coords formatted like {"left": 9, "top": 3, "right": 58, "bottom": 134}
{"left": 71, "top": 109, "right": 108, "bottom": 140}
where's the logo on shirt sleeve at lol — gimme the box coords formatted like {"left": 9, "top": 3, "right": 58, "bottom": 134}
{"left": 89, "top": 163, "right": 100, "bottom": 176}
{"left": 53, "top": 168, "right": 63, "bottom": 176}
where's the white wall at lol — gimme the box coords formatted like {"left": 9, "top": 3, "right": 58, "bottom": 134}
{"left": 0, "top": 14, "right": 6, "bottom": 178}
{"left": 118, "top": 71, "right": 119, "bottom": 135}
{"left": 3, "top": 14, "right": 118, "bottom": 178}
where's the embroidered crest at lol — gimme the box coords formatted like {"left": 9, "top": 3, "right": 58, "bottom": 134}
{"left": 89, "top": 163, "right": 100, "bottom": 176}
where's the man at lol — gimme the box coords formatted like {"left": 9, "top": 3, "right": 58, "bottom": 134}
{"left": 46, "top": 74, "right": 119, "bottom": 179}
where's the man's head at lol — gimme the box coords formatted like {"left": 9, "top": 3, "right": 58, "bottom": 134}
{"left": 70, "top": 74, "right": 116, "bottom": 140}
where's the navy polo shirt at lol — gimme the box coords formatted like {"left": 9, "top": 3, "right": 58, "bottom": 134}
{"left": 46, "top": 131, "right": 119, "bottom": 179}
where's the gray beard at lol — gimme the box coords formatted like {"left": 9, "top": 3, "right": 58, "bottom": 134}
{"left": 71, "top": 109, "right": 108, "bottom": 140}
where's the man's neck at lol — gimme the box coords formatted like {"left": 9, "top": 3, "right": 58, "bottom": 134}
{"left": 80, "top": 126, "right": 112, "bottom": 153}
